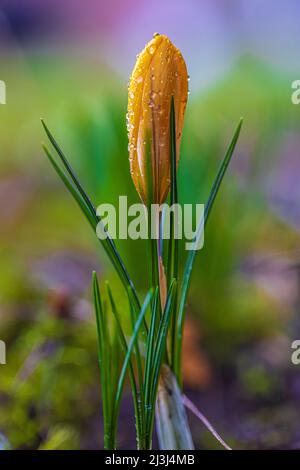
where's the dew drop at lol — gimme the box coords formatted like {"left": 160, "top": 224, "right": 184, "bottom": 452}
{"left": 149, "top": 46, "right": 155, "bottom": 55}
{"left": 153, "top": 32, "right": 160, "bottom": 38}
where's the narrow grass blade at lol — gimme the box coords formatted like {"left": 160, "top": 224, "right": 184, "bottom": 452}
{"left": 151, "top": 280, "right": 177, "bottom": 404}
{"left": 182, "top": 394, "right": 231, "bottom": 450}
{"left": 42, "top": 144, "right": 96, "bottom": 230}
{"left": 175, "top": 118, "right": 243, "bottom": 382}
{"left": 145, "top": 280, "right": 177, "bottom": 447}
{"left": 167, "top": 97, "right": 179, "bottom": 368}
{"left": 205, "top": 118, "right": 243, "bottom": 224}
{"left": 111, "top": 290, "right": 152, "bottom": 438}
{"left": 142, "top": 129, "right": 164, "bottom": 346}
{"left": 167, "top": 97, "right": 179, "bottom": 285}
{"left": 41, "top": 121, "right": 141, "bottom": 313}
{"left": 106, "top": 282, "right": 144, "bottom": 449}
{"left": 42, "top": 144, "right": 122, "bottom": 274}
{"left": 92, "top": 272, "right": 115, "bottom": 449}
{"left": 144, "top": 287, "right": 159, "bottom": 444}
{"left": 41, "top": 119, "right": 97, "bottom": 219}
{"left": 127, "top": 286, "right": 148, "bottom": 346}
{"left": 128, "top": 292, "right": 145, "bottom": 395}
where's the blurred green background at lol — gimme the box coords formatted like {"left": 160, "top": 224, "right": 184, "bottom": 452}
{"left": 1, "top": 0, "right": 300, "bottom": 450}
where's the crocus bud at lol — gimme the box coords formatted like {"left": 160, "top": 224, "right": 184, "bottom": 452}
{"left": 127, "top": 34, "right": 188, "bottom": 205}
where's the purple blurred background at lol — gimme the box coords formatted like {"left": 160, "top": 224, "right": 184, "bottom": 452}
{"left": 1, "top": 0, "right": 300, "bottom": 91}
{"left": 1, "top": 0, "right": 300, "bottom": 450}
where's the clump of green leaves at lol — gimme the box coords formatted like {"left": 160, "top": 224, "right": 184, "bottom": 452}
{"left": 42, "top": 104, "right": 242, "bottom": 449}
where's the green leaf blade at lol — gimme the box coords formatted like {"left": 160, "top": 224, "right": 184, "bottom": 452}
{"left": 175, "top": 118, "right": 243, "bottom": 383}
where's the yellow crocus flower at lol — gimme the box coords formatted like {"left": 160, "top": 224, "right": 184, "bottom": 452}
{"left": 127, "top": 34, "right": 188, "bottom": 205}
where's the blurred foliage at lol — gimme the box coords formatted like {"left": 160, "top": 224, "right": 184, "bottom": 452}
{"left": 0, "top": 310, "right": 101, "bottom": 449}
{"left": 0, "top": 52, "right": 300, "bottom": 448}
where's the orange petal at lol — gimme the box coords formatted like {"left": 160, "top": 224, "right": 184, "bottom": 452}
{"left": 127, "top": 34, "right": 188, "bottom": 204}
